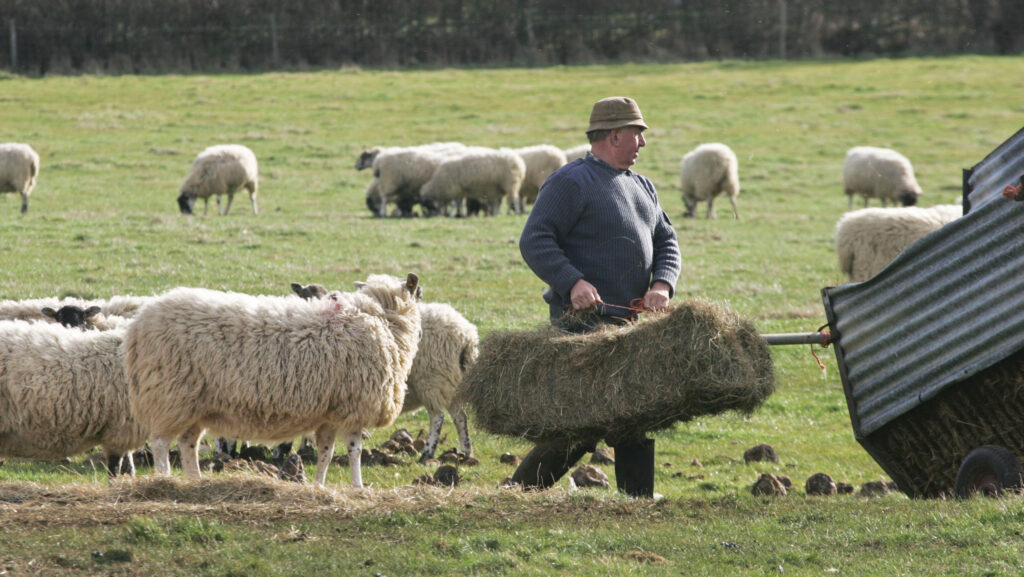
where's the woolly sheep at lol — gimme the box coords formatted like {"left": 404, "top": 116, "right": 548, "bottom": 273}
{"left": 514, "top": 145, "right": 567, "bottom": 210}
{"left": 680, "top": 143, "right": 740, "bottom": 220}
{"left": 177, "top": 144, "right": 259, "bottom": 216}
{"left": 214, "top": 281, "right": 330, "bottom": 460}
{"left": 563, "top": 144, "right": 591, "bottom": 162}
{"left": 124, "top": 273, "right": 423, "bottom": 487}
{"left": 420, "top": 148, "right": 526, "bottom": 217}
{"left": 0, "top": 143, "right": 40, "bottom": 214}
{"left": 404, "top": 302, "right": 478, "bottom": 461}
{"left": 367, "top": 143, "right": 469, "bottom": 217}
{"left": 301, "top": 283, "right": 478, "bottom": 462}
{"left": 0, "top": 321, "right": 147, "bottom": 476}
{"left": 835, "top": 204, "right": 962, "bottom": 283}
{"left": 842, "top": 146, "right": 922, "bottom": 209}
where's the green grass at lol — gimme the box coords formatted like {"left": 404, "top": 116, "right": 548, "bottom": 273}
{"left": 2, "top": 56, "right": 1024, "bottom": 575}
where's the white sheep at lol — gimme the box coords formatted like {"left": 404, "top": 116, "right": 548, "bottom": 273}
{"left": 842, "top": 146, "right": 923, "bottom": 209}
{"left": 124, "top": 273, "right": 423, "bottom": 487}
{"left": 177, "top": 144, "right": 259, "bottom": 216}
{"left": 835, "top": 204, "right": 962, "bottom": 283}
{"left": 367, "top": 143, "right": 468, "bottom": 217}
{"left": 301, "top": 282, "right": 479, "bottom": 462}
{"left": 680, "top": 143, "right": 740, "bottom": 220}
{"left": 0, "top": 143, "right": 40, "bottom": 214}
{"left": 0, "top": 321, "right": 147, "bottom": 476}
{"left": 563, "top": 144, "right": 591, "bottom": 162}
{"left": 404, "top": 302, "right": 478, "bottom": 461}
{"left": 514, "top": 145, "right": 567, "bottom": 210}
{"left": 420, "top": 148, "right": 526, "bottom": 217}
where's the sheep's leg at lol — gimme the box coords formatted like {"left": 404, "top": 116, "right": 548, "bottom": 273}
{"left": 705, "top": 199, "right": 716, "bottom": 220}
{"left": 178, "top": 425, "right": 204, "bottom": 480}
{"left": 20, "top": 192, "right": 28, "bottom": 214}
{"left": 419, "top": 411, "right": 446, "bottom": 463}
{"left": 105, "top": 452, "right": 123, "bottom": 479}
{"left": 729, "top": 195, "right": 739, "bottom": 220}
{"left": 121, "top": 451, "right": 136, "bottom": 477}
{"left": 202, "top": 197, "right": 210, "bottom": 216}
{"left": 314, "top": 424, "right": 337, "bottom": 486}
{"left": 152, "top": 435, "right": 173, "bottom": 476}
{"left": 452, "top": 404, "right": 473, "bottom": 457}
{"left": 345, "top": 431, "right": 364, "bottom": 489}
{"left": 222, "top": 193, "right": 235, "bottom": 216}
{"left": 247, "top": 183, "right": 259, "bottom": 215}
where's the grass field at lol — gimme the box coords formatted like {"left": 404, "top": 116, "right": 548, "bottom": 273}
{"left": 2, "top": 56, "right": 1024, "bottom": 576}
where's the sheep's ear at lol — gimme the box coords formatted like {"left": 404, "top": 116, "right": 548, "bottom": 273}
{"left": 353, "top": 281, "right": 367, "bottom": 290}
{"left": 41, "top": 307, "right": 57, "bottom": 319}
{"left": 405, "top": 273, "right": 421, "bottom": 300}
{"left": 290, "top": 282, "right": 303, "bottom": 296}
{"left": 85, "top": 306, "right": 102, "bottom": 319}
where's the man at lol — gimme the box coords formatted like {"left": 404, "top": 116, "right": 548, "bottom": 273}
{"left": 514, "top": 96, "right": 682, "bottom": 498}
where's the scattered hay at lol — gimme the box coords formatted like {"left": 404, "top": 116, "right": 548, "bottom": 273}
{"left": 461, "top": 299, "right": 774, "bottom": 442}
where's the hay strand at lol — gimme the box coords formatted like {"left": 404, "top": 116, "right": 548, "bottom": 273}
{"left": 461, "top": 299, "right": 775, "bottom": 442}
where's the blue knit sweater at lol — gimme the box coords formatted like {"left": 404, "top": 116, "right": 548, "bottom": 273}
{"left": 519, "top": 153, "right": 681, "bottom": 321}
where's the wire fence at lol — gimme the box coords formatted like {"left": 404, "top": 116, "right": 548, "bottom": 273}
{"left": 2, "top": 0, "right": 1021, "bottom": 75}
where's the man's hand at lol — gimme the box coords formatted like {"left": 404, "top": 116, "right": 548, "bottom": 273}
{"left": 569, "top": 279, "right": 601, "bottom": 310}
{"left": 643, "top": 281, "right": 671, "bottom": 311}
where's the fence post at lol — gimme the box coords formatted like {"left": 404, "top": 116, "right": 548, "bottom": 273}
{"left": 270, "top": 15, "right": 280, "bottom": 69}
{"left": 9, "top": 19, "right": 16, "bottom": 73}
{"left": 778, "top": 0, "right": 787, "bottom": 60}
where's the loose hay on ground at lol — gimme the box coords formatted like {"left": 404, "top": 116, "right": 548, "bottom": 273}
{"left": 460, "top": 299, "right": 775, "bottom": 443}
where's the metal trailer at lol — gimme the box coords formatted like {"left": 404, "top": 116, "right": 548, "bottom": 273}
{"left": 811, "top": 126, "right": 1024, "bottom": 498}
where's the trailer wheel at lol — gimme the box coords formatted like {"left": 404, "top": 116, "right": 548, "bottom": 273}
{"left": 954, "top": 445, "right": 1023, "bottom": 499}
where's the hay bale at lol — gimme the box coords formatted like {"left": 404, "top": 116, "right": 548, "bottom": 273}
{"left": 460, "top": 299, "right": 774, "bottom": 443}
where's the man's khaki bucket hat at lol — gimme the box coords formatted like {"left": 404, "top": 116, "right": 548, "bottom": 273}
{"left": 587, "top": 96, "right": 648, "bottom": 133}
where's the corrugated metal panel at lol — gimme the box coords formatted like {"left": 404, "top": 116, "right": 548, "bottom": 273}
{"left": 824, "top": 127, "right": 1024, "bottom": 439}
{"left": 965, "top": 126, "right": 1024, "bottom": 212}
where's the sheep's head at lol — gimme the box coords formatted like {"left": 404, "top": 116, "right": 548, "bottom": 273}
{"left": 899, "top": 190, "right": 921, "bottom": 206}
{"left": 177, "top": 193, "right": 196, "bottom": 215}
{"left": 291, "top": 282, "right": 328, "bottom": 300}
{"left": 41, "top": 305, "right": 102, "bottom": 329}
{"left": 355, "top": 147, "right": 382, "bottom": 170}
{"left": 354, "top": 273, "right": 423, "bottom": 310}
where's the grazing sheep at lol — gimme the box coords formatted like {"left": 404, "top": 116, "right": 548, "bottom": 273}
{"left": 563, "top": 144, "right": 591, "bottom": 163}
{"left": 0, "top": 321, "right": 147, "bottom": 477}
{"left": 124, "top": 273, "right": 423, "bottom": 487}
{"left": 680, "top": 143, "right": 740, "bottom": 220}
{"left": 420, "top": 148, "right": 526, "bottom": 217}
{"left": 368, "top": 143, "right": 469, "bottom": 217}
{"left": 843, "top": 146, "right": 923, "bottom": 209}
{"left": 835, "top": 204, "right": 962, "bottom": 282}
{"left": 0, "top": 143, "right": 40, "bottom": 214}
{"left": 177, "top": 144, "right": 259, "bottom": 216}
{"left": 514, "top": 145, "right": 567, "bottom": 210}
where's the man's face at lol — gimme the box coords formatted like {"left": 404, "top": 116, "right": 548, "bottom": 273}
{"left": 608, "top": 126, "right": 646, "bottom": 170}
